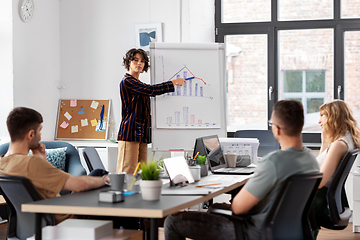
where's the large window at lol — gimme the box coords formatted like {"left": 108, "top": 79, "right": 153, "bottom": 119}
{"left": 216, "top": 0, "right": 360, "bottom": 134}
{"left": 226, "top": 35, "right": 268, "bottom": 131}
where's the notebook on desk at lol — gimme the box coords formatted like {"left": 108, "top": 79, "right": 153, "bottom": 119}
{"left": 193, "top": 135, "right": 256, "bottom": 175}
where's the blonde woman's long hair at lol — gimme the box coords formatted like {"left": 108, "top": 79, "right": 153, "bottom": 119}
{"left": 320, "top": 99, "right": 360, "bottom": 148}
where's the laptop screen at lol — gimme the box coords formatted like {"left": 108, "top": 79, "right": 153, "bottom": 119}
{"left": 201, "top": 135, "right": 227, "bottom": 170}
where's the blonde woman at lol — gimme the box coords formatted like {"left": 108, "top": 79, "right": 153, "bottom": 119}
{"left": 312, "top": 100, "right": 360, "bottom": 235}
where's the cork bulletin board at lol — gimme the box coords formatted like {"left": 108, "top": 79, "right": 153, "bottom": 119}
{"left": 55, "top": 99, "right": 111, "bottom": 140}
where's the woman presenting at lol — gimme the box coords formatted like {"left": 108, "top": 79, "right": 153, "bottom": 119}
{"left": 312, "top": 100, "right": 360, "bottom": 237}
{"left": 116, "top": 48, "right": 186, "bottom": 174}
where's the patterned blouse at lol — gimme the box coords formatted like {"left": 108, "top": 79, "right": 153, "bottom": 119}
{"left": 117, "top": 73, "right": 174, "bottom": 143}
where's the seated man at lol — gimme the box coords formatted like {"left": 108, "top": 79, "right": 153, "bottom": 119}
{"left": 0, "top": 107, "right": 111, "bottom": 224}
{"left": 164, "top": 100, "right": 320, "bottom": 240}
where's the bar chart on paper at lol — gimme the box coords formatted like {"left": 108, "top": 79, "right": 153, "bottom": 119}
{"left": 155, "top": 56, "right": 221, "bottom": 129}
{"left": 150, "top": 42, "right": 226, "bottom": 151}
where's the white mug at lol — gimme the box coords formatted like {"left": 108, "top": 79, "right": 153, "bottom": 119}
{"left": 225, "top": 153, "right": 242, "bottom": 168}
{"left": 189, "top": 165, "right": 201, "bottom": 181}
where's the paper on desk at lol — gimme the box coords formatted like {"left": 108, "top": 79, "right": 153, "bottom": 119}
{"left": 163, "top": 156, "right": 195, "bottom": 184}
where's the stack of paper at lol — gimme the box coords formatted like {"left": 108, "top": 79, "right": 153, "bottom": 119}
{"left": 27, "top": 219, "right": 112, "bottom": 240}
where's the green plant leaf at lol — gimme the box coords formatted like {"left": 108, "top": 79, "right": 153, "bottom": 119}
{"left": 196, "top": 155, "right": 207, "bottom": 165}
{"left": 139, "top": 161, "right": 161, "bottom": 180}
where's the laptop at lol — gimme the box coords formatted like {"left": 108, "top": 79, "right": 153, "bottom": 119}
{"left": 193, "top": 135, "right": 256, "bottom": 175}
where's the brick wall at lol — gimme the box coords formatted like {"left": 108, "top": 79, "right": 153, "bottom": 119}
{"left": 224, "top": 0, "right": 360, "bottom": 128}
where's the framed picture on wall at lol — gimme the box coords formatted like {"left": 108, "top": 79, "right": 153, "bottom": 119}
{"left": 135, "top": 23, "right": 163, "bottom": 55}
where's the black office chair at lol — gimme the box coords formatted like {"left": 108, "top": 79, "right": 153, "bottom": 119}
{"left": 82, "top": 147, "right": 105, "bottom": 172}
{"left": 234, "top": 130, "right": 280, "bottom": 157}
{"left": 315, "top": 148, "right": 360, "bottom": 230}
{"left": 0, "top": 175, "right": 55, "bottom": 240}
{"left": 210, "top": 172, "right": 323, "bottom": 240}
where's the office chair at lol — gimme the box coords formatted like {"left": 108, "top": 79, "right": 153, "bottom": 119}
{"left": 234, "top": 130, "right": 280, "bottom": 157}
{"left": 0, "top": 175, "right": 55, "bottom": 240}
{"left": 210, "top": 172, "right": 323, "bottom": 240}
{"left": 315, "top": 148, "right": 360, "bottom": 230}
{"left": 0, "top": 141, "right": 86, "bottom": 177}
{"left": 82, "top": 147, "right": 105, "bottom": 172}
{"left": 0, "top": 141, "right": 86, "bottom": 195}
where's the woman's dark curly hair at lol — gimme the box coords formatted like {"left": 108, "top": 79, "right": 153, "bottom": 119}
{"left": 123, "top": 48, "right": 150, "bottom": 73}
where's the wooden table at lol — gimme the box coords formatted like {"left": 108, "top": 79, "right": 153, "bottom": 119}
{"left": 22, "top": 174, "right": 251, "bottom": 240}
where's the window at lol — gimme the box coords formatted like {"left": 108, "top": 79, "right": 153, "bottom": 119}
{"left": 278, "top": 0, "right": 333, "bottom": 21}
{"left": 222, "top": 0, "right": 271, "bottom": 23}
{"left": 225, "top": 35, "right": 268, "bottom": 131}
{"left": 344, "top": 31, "right": 360, "bottom": 124}
{"left": 216, "top": 0, "right": 360, "bottom": 135}
{"left": 281, "top": 70, "right": 325, "bottom": 131}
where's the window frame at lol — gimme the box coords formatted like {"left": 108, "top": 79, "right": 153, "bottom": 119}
{"left": 216, "top": 0, "right": 360, "bottom": 145}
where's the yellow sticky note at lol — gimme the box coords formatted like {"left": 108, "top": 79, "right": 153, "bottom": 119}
{"left": 91, "top": 119, "right": 98, "bottom": 127}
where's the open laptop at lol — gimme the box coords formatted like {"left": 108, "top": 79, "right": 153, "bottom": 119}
{"left": 193, "top": 135, "right": 256, "bottom": 175}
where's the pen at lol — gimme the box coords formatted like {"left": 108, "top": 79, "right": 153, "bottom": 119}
{"left": 195, "top": 183, "right": 221, "bottom": 188}
{"left": 189, "top": 152, "right": 199, "bottom": 166}
{"left": 127, "top": 162, "right": 140, "bottom": 191}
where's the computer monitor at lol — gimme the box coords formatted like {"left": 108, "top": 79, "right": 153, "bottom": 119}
{"left": 193, "top": 135, "right": 227, "bottom": 170}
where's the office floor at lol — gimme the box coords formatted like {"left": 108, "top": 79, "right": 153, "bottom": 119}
{"left": 0, "top": 221, "right": 359, "bottom": 240}
{"left": 160, "top": 224, "right": 360, "bottom": 240}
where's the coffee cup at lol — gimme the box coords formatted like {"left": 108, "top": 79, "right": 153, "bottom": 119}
{"left": 225, "top": 153, "right": 242, "bottom": 168}
{"left": 189, "top": 165, "right": 201, "bottom": 181}
{"left": 103, "top": 172, "right": 126, "bottom": 191}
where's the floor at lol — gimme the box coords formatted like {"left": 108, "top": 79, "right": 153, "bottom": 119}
{"left": 158, "top": 224, "right": 360, "bottom": 240}
{"left": 0, "top": 221, "right": 360, "bottom": 240}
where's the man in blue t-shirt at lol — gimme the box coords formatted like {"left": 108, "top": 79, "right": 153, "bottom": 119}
{"left": 164, "top": 100, "right": 320, "bottom": 240}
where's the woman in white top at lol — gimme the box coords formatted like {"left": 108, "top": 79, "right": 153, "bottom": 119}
{"left": 312, "top": 100, "right": 360, "bottom": 236}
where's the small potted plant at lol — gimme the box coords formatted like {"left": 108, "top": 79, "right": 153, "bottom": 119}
{"left": 139, "top": 161, "right": 163, "bottom": 201}
{"left": 196, "top": 155, "right": 209, "bottom": 177}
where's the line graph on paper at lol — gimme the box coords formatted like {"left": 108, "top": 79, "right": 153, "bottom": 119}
{"left": 154, "top": 53, "right": 221, "bottom": 129}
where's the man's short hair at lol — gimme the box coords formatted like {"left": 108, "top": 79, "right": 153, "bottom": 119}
{"left": 273, "top": 100, "right": 304, "bottom": 136}
{"left": 6, "top": 107, "right": 43, "bottom": 142}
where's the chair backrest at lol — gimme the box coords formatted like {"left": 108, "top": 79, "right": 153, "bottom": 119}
{"left": 0, "top": 142, "right": 10, "bottom": 156}
{"left": 234, "top": 130, "right": 280, "bottom": 157}
{"left": 0, "top": 141, "right": 86, "bottom": 177}
{"left": 262, "top": 172, "right": 323, "bottom": 240}
{"left": 41, "top": 141, "right": 86, "bottom": 176}
{"left": 82, "top": 147, "right": 105, "bottom": 172}
{"left": 326, "top": 148, "right": 360, "bottom": 227}
{"left": 0, "top": 175, "right": 55, "bottom": 240}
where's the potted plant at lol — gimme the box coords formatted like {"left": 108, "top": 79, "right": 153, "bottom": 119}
{"left": 139, "top": 161, "right": 163, "bottom": 201}
{"left": 196, "top": 155, "right": 209, "bottom": 177}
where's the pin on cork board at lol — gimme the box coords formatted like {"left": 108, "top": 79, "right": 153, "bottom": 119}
{"left": 55, "top": 99, "right": 111, "bottom": 140}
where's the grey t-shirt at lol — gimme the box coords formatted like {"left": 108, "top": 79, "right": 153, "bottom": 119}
{"left": 243, "top": 147, "right": 320, "bottom": 239}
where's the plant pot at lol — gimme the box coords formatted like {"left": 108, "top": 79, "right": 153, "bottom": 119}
{"left": 139, "top": 180, "right": 163, "bottom": 201}
{"left": 200, "top": 164, "right": 209, "bottom": 177}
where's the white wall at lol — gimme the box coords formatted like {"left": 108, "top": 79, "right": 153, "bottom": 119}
{"left": 12, "top": 0, "right": 61, "bottom": 141}
{"left": 3, "top": 0, "right": 214, "bottom": 141}
{"left": 0, "top": 0, "right": 13, "bottom": 142}
{"left": 59, "top": 0, "right": 215, "bottom": 137}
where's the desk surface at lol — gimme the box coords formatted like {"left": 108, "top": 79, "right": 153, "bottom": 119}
{"left": 162, "top": 174, "right": 250, "bottom": 196}
{"left": 22, "top": 187, "right": 201, "bottom": 218}
{"left": 22, "top": 174, "right": 250, "bottom": 218}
